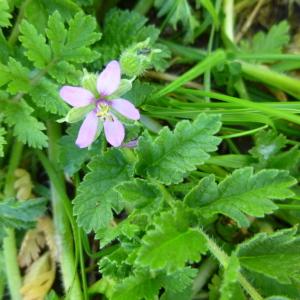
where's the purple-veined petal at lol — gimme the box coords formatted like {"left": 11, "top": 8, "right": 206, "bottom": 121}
{"left": 97, "top": 60, "right": 121, "bottom": 96}
{"left": 110, "top": 98, "right": 140, "bottom": 120}
{"left": 76, "top": 111, "right": 99, "bottom": 148}
{"left": 60, "top": 86, "right": 94, "bottom": 107}
{"left": 103, "top": 115, "right": 125, "bottom": 147}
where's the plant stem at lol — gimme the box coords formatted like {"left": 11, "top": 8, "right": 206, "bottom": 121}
{"left": 200, "top": 229, "right": 264, "bottom": 300}
{"left": 152, "top": 50, "right": 226, "bottom": 99}
{"left": 223, "top": 0, "right": 234, "bottom": 41}
{"left": 8, "top": 0, "right": 32, "bottom": 45}
{"left": 134, "top": 0, "right": 154, "bottom": 15}
{"left": 3, "top": 141, "right": 23, "bottom": 300}
{"left": 240, "top": 62, "right": 300, "bottom": 98}
{"left": 38, "top": 123, "right": 83, "bottom": 300}
{"left": 192, "top": 257, "right": 218, "bottom": 296}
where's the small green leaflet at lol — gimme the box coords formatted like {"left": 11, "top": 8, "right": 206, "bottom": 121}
{"left": 0, "top": 198, "right": 47, "bottom": 239}
{"left": 0, "top": 0, "right": 12, "bottom": 27}
{"left": 250, "top": 130, "right": 287, "bottom": 161}
{"left": 236, "top": 227, "right": 300, "bottom": 284}
{"left": 136, "top": 208, "right": 208, "bottom": 272}
{"left": 184, "top": 167, "right": 296, "bottom": 227}
{"left": 0, "top": 58, "right": 31, "bottom": 94}
{"left": 111, "top": 271, "right": 162, "bottom": 300}
{"left": 19, "top": 20, "right": 51, "bottom": 68}
{"left": 30, "top": 78, "right": 68, "bottom": 116}
{"left": 240, "top": 21, "right": 290, "bottom": 58}
{"left": 2, "top": 100, "right": 48, "bottom": 148}
{"left": 136, "top": 113, "right": 221, "bottom": 185}
{"left": 46, "top": 11, "right": 101, "bottom": 63}
{"left": 155, "top": 0, "right": 199, "bottom": 43}
{"left": 73, "top": 149, "right": 134, "bottom": 233}
{"left": 115, "top": 179, "right": 163, "bottom": 211}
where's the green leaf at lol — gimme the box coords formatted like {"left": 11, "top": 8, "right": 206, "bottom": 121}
{"left": 0, "top": 198, "right": 47, "bottom": 239}
{"left": 115, "top": 179, "right": 163, "bottom": 211}
{"left": 0, "top": 127, "right": 6, "bottom": 157}
{"left": 111, "top": 271, "right": 162, "bottom": 300}
{"left": 196, "top": 0, "right": 219, "bottom": 28}
{"left": 136, "top": 208, "right": 208, "bottom": 272}
{"left": 0, "top": 58, "right": 31, "bottom": 93}
{"left": 155, "top": 0, "right": 199, "bottom": 42}
{"left": 98, "top": 9, "right": 160, "bottom": 65}
{"left": 19, "top": 20, "right": 51, "bottom": 68}
{"left": 136, "top": 113, "right": 221, "bottom": 185}
{"left": 46, "top": 11, "right": 101, "bottom": 63}
{"left": 250, "top": 130, "right": 287, "bottom": 161}
{"left": 48, "top": 61, "right": 81, "bottom": 85}
{"left": 184, "top": 167, "right": 296, "bottom": 227}
{"left": 73, "top": 149, "right": 134, "bottom": 233}
{"left": 0, "top": 0, "right": 12, "bottom": 27}
{"left": 236, "top": 227, "right": 300, "bottom": 284}
{"left": 2, "top": 100, "right": 48, "bottom": 148}
{"left": 30, "top": 78, "right": 68, "bottom": 116}
{"left": 240, "top": 21, "right": 290, "bottom": 57}
{"left": 123, "top": 80, "right": 157, "bottom": 108}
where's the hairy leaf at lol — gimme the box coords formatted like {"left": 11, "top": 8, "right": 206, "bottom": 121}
{"left": 240, "top": 21, "right": 290, "bottom": 58}
{"left": 2, "top": 100, "right": 48, "bottom": 148}
{"left": 136, "top": 113, "right": 221, "bottom": 185}
{"left": 236, "top": 227, "right": 300, "bottom": 284}
{"left": 0, "top": 0, "right": 11, "bottom": 27}
{"left": 184, "top": 167, "right": 296, "bottom": 227}
{"left": 0, "top": 198, "right": 47, "bottom": 239}
{"left": 73, "top": 149, "right": 134, "bottom": 233}
{"left": 136, "top": 208, "right": 207, "bottom": 272}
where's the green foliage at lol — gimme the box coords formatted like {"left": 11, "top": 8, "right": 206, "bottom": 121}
{"left": 111, "top": 271, "right": 162, "bottom": 300}
{"left": 236, "top": 227, "right": 300, "bottom": 284}
{"left": 0, "top": 127, "right": 6, "bottom": 157}
{"left": 184, "top": 167, "right": 296, "bottom": 227}
{"left": 19, "top": 20, "right": 51, "bottom": 68}
{"left": 97, "top": 9, "right": 169, "bottom": 70}
{"left": 240, "top": 21, "right": 290, "bottom": 57}
{"left": 136, "top": 114, "right": 221, "bottom": 185}
{"left": 155, "top": 0, "right": 199, "bottom": 43}
{"left": 136, "top": 208, "right": 208, "bottom": 272}
{"left": 73, "top": 149, "right": 134, "bottom": 233}
{"left": 0, "top": 198, "right": 46, "bottom": 239}
{"left": 2, "top": 100, "right": 48, "bottom": 148}
{"left": 115, "top": 179, "right": 163, "bottom": 211}
{"left": 0, "top": 0, "right": 11, "bottom": 27}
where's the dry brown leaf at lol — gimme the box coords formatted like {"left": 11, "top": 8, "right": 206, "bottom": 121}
{"left": 18, "top": 229, "right": 46, "bottom": 268}
{"left": 21, "top": 252, "right": 56, "bottom": 300}
{"left": 14, "top": 168, "right": 34, "bottom": 201}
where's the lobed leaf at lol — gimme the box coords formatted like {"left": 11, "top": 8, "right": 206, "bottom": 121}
{"left": 73, "top": 149, "right": 134, "bottom": 233}
{"left": 184, "top": 167, "right": 296, "bottom": 227}
{"left": 236, "top": 227, "right": 300, "bottom": 284}
{"left": 136, "top": 113, "right": 221, "bottom": 185}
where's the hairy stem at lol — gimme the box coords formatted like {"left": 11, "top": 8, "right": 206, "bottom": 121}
{"left": 200, "top": 229, "right": 264, "bottom": 300}
{"left": 3, "top": 141, "right": 23, "bottom": 300}
{"left": 37, "top": 123, "right": 83, "bottom": 300}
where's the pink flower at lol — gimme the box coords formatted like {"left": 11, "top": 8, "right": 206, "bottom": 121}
{"left": 59, "top": 61, "right": 140, "bottom": 148}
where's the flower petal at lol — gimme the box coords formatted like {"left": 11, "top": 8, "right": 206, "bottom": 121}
{"left": 97, "top": 60, "right": 121, "bottom": 96}
{"left": 110, "top": 98, "right": 140, "bottom": 120}
{"left": 104, "top": 116, "right": 125, "bottom": 147}
{"left": 75, "top": 111, "right": 99, "bottom": 148}
{"left": 60, "top": 86, "right": 94, "bottom": 107}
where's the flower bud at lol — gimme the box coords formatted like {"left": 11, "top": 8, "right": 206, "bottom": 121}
{"left": 120, "top": 38, "right": 161, "bottom": 77}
